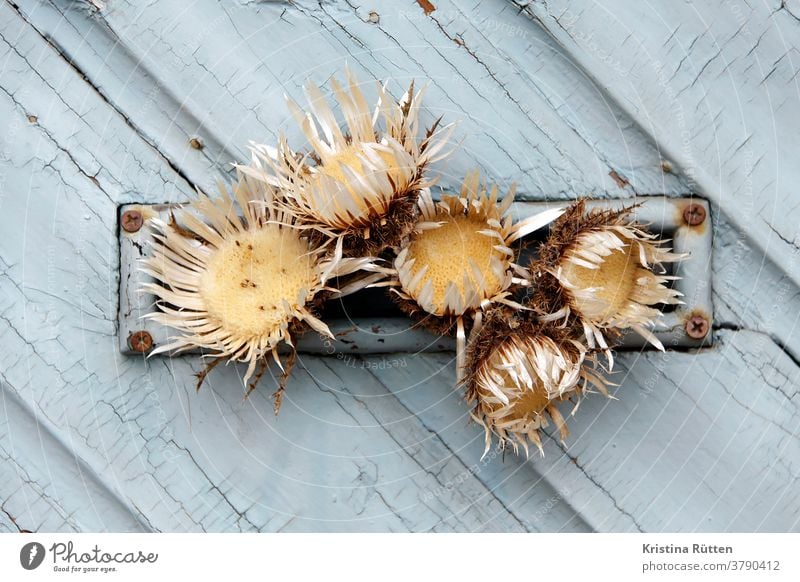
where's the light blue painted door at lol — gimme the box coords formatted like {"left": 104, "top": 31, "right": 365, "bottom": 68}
{"left": 0, "top": 0, "right": 798, "bottom": 532}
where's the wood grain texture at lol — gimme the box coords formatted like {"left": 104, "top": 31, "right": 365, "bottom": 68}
{"left": 0, "top": 382, "right": 148, "bottom": 532}
{"left": 514, "top": 0, "right": 800, "bottom": 286}
{"left": 0, "top": 0, "right": 798, "bottom": 532}
{"left": 541, "top": 330, "right": 800, "bottom": 532}
{"left": 15, "top": 0, "right": 690, "bottom": 198}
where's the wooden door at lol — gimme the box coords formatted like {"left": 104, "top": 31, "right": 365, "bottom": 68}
{"left": 1, "top": 0, "right": 798, "bottom": 532}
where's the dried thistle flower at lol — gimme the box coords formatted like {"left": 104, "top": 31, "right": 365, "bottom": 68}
{"left": 382, "top": 170, "right": 564, "bottom": 379}
{"left": 139, "top": 174, "right": 378, "bottom": 411}
{"left": 243, "top": 68, "right": 453, "bottom": 256}
{"left": 464, "top": 311, "right": 610, "bottom": 457}
{"left": 529, "top": 200, "right": 684, "bottom": 353}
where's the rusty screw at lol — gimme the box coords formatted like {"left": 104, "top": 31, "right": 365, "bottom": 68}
{"left": 121, "top": 209, "right": 143, "bottom": 233}
{"left": 683, "top": 203, "right": 706, "bottom": 226}
{"left": 128, "top": 330, "right": 154, "bottom": 353}
{"left": 685, "top": 316, "right": 709, "bottom": 339}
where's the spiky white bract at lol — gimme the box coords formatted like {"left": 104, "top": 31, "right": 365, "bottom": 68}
{"left": 466, "top": 324, "right": 608, "bottom": 458}
{"left": 533, "top": 202, "right": 684, "bottom": 353}
{"left": 139, "top": 175, "right": 377, "bottom": 390}
{"left": 243, "top": 69, "right": 453, "bottom": 253}
{"left": 386, "top": 171, "right": 564, "bottom": 378}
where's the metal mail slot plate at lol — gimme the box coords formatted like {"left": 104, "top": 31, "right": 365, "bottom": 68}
{"left": 118, "top": 196, "right": 712, "bottom": 356}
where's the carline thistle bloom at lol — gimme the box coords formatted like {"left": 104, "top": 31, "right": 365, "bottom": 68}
{"left": 464, "top": 311, "right": 610, "bottom": 457}
{"left": 382, "top": 171, "right": 564, "bottom": 379}
{"left": 528, "top": 200, "right": 684, "bottom": 354}
{"left": 243, "top": 69, "right": 454, "bottom": 257}
{"left": 139, "top": 174, "right": 379, "bottom": 412}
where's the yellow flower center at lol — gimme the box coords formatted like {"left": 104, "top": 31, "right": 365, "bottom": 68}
{"left": 506, "top": 385, "right": 552, "bottom": 420}
{"left": 316, "top": 143, "right": 412, "bottom": 205}
{"left": 561, "top": 242, "right": 639, "bottom": 320}
{"left": 482, "top": 371, "right": 551, "bottom": 422}
{"left": 318, "top": 146, "right": 370, "bottom": 184}
{"left": 476, "top": 335, "right": 581, "bottom": 429}
{"left": 199, "top": 226, "right": 316, "bottom": 338}
{"left": 404, "top": 215, "right": 505, "bottom": 315}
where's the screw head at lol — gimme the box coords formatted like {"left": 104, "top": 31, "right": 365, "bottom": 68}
{"left": 683, "top": 203, "right": 706, "bottom": 226}
{"left": 121, "top": 210, "right": 144, "bottom": 233}
{"left": 128, "top": 330, "right": 154, "bottom": 353}
{"left": 685, "top": 316, "right": 710, "bottom": 339}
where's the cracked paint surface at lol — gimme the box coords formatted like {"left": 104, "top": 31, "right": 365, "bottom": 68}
{"left": 0, "top": 0, "right": 798, "bottom": 532}
{"left": 516, "top": 0, "right": 800, "bottom": 290}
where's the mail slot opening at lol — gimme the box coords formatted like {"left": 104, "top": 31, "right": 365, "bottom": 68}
{"left": 118, "top": 197, "right": 711, "bottom": 355}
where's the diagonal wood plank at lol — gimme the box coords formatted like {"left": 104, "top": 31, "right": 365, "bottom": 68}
{"left": 368, "top": 353, "right": 598, "bottom": 532}
{"left": 712, "top": 213, "right": 800, "bottom": 363}
{"left": 0, "top": 0, "right": 563, "bottom": 531}
{"left": 2, "top": 0, "right": 797, "bottom": 534}
{"left": 0, "top": 382, "right": 149, "bottom": 532}
{"left": 15, "top": 0, "right": 690, "bottom": 199}
{"left": 533, "top": 329, "right": 800, "bottom": 532}
{"left": 513, "top": 0, "right": 800, "bottom": 286}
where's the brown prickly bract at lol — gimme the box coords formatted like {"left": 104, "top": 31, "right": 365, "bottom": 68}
{"left": 525, "top": 199, "right": 636, "bottom": 342}
{"left": 307, "top": 191, "right": 420, "bottom": 257}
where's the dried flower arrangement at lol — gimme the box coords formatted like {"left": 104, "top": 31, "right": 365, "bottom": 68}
{"left": 140, "top": 70, "right": 683, "bottom": 457}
